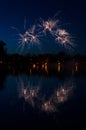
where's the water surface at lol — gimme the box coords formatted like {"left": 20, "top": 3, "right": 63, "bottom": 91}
{"left": 0, "top": 67, "right": 86, "bottom": 129}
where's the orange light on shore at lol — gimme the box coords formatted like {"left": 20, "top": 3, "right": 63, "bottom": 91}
{"left": 75, "top": 62, "right": 78, "bottom": 72}
{"left": 0, "top": 61, "right": 3, "bottom": 64}
{"left": 33, "top": 64, "right": 36, "bottom": 69}
{"left": 44, "top": 62, "right": 48, "bottom": 73}
{"left": 57, "top": 62, "right": 61, "bottom": 72}
{"left": 42, "top": 64, "right": 45, "bottom": 69}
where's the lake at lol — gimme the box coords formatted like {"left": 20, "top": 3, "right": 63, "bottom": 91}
{"left": 0, "top": 65, "right": 86, "bottom": 129}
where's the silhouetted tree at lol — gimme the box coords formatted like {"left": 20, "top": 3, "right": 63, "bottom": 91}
{"left": 0, "top": 41, "right": 7, "bottom": 60}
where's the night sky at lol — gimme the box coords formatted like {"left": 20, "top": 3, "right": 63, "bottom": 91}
{"left": 0, "top": 0, "right": 86, "bottom": 54}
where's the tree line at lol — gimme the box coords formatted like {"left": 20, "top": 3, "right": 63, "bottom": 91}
{"left": 0, "top": 40, "right": 86, "bottom": 64}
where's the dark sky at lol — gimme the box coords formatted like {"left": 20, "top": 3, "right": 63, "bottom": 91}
{"left": 0, "top": 0, "right": 86, "bottom": 54}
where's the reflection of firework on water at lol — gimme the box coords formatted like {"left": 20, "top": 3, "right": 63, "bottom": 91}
{"left": 17, "top": 77, "right": 40, "bottom": 107}
{"left": 54, "top": 79, "right": 74, "bottom": 104}
{"left": 17, "top": 77, "right": 75, "bottom": 113}
{"left": 56, "top": 86, "right": 72, "bottom": 103}
{"left": 42, "top": 100, "right": 56, "bottom": 112}
{"left": 12, "top": 14, "right": 75, "bottom": 52}
{"left": 41, "top": 79, "right": 74, "bottom": 112}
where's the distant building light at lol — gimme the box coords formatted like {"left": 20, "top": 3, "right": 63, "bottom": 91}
{"left": 57, "top": 62, "right": 61, "bottom": 72}
{"left": 42, "top": 64, "right": 44, "bottom": 69}
{"left": 0, "top": 61, "right": 3, "bottom": 64}
{"left": 75, "top": 62, "right": 78, "bottom": 72}
{"left": 33, "top": 64, "right": 36, "bottom": 69}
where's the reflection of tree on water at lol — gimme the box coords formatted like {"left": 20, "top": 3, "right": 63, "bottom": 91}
{"left": 0, "top": 41, "right": 8, "bottom": 90}
{"left": 0, "top": 69, "right": 8, "bottom": 90}
{"left": 17, "top": 75, "right": 76, "bottom": 113}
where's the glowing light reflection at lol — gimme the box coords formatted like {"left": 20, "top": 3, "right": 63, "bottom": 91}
{"left": 17, "top": 77, "right": 75, "bottom": 113}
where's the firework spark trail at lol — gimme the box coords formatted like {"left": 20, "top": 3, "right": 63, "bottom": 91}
{"left": 38, "top": 18, "right": 59, "bottom": 36}
{"left": 11, "top": 25, "right": 30, "bottom": 51}
{"left": 37, "top": 17, "right": 75, "bottom": 50}
{"left": 16, "top": 31, "right": 30, "bottom": 53}
{"left": 24, "top": 17, "right": 27, "bottom": 30}
{"left": 27, "top": 25, "right": 40, "bottom": 44}
{"left": 55, "top": 29, "right": 71, "bottom": 44}
{"left": 19, "top": 33, "right": 29, "bottom": 44}
{"left": 12, "top": 14, "right": 75, "bottom": 52}
{"left": 55, "top": 29, "right": 74, "bottom": 49}
{"left": 16, "top": 26, "right": 42, "bottom": 53}
{"left": 11, "top": 26, "right": 20, "bottom": 33}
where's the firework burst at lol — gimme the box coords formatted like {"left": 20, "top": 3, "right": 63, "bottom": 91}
{"left": 27, "top": 25, "right": 40, "bottom": 44}
{"left": 38, "top": 18, "right": 58, "bottom": 35}
{"left": 12, "top": 14, "right": 75, "bottom": 53}
{"left": 55, "top": 29, "right": 74, "bottom": 49}
{"left": 19, "top": 33, "right": 29, "bottom": 45}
